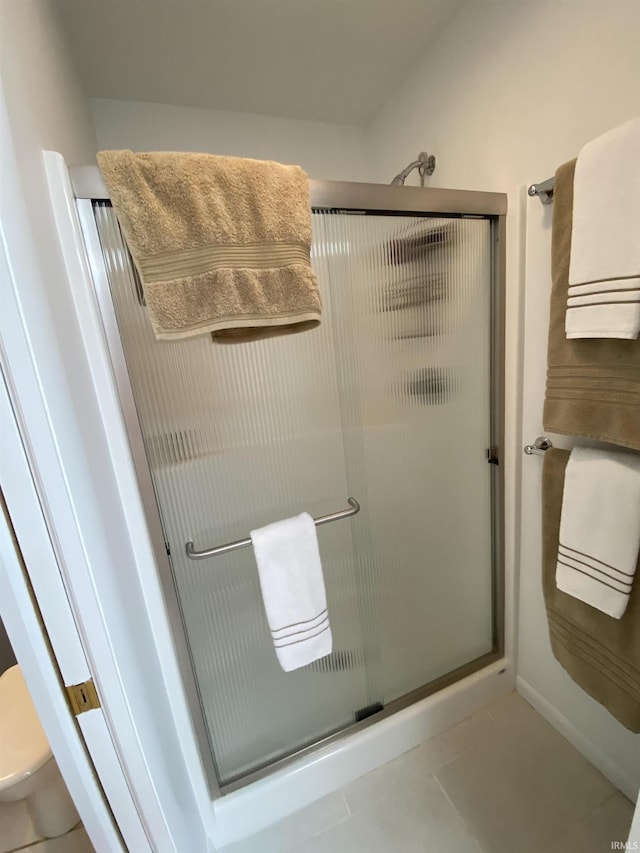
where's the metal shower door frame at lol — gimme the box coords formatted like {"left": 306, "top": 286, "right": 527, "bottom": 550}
{"left": 72, "top": 168, "right": 506, "bottom": 798}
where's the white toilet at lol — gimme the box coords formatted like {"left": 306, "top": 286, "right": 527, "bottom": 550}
{"left": 0, "top": 665, "right": 80, "bottom": 838}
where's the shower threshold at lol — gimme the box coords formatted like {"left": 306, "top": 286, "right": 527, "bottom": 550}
{"left": 213, "top": 656, "right": 510, "bottom": 846}
{"left": 221, "top": 648, "right": 503, "bottom": 795}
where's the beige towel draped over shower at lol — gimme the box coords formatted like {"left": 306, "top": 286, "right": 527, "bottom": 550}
{"left": 97, "top": 150, "right": 321, "bottom": 342}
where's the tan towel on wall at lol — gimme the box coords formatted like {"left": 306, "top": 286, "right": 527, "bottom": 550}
{"left": 97, "top": 150, "right": 321, "bottom": 342}
{"left": 542, "top": 448, "right": 640, "bottom": 732}
{"left": 543, "top": 159, "right": 640, "bottom": 450}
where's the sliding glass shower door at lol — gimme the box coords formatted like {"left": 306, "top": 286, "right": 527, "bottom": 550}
{"left": 91, "top": 191, "right": 502, "bottom": 789}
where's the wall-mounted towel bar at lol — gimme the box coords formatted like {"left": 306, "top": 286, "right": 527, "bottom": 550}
{"left": 527, "top": 177, "right": 555, "bottom": 205}
{"left": 524, "top": 436, "right": 554, "bottom": 456}
{"left": 185, "top": 497, "right": 361, "bottom": 560}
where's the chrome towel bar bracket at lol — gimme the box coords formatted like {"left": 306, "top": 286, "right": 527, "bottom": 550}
{"left": 524, "top": 436, "right": 553, "bottom": 456}
{"left": 185, "top": 497, "right": 361, "bottom": 560}
{"left": 527, "top": 177, "right": 555, "bottom": 205}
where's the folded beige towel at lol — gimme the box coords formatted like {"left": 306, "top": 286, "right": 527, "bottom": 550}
{"left": 97, "top": 150, "right": 321, "bottom": 342}
{"left": 543, "top": 159, "right": 640, "bottom": 450}
{"left": 543, "top": 449, "right": 640, "bottom": 732}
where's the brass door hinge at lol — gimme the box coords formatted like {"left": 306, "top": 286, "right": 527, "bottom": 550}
{"left": 66, "top": 679, "right": 101, "bottom": 716}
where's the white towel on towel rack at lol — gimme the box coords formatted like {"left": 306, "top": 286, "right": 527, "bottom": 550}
{"left": 566, "top": 116, "right": 640, "bottom": 339}
{"left": 555, "top": 446, "right": 640, "bottom": 618}
{"left": 250, "top": 512, "right": 332, "bottom": 672}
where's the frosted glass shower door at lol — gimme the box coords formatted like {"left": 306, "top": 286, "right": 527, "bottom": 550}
{"left": 314, "top": 213, "right": 495, "bottom": 704}
{"left": 95, "top": 203, "right": 376, "bottom": 787}
{"left": 92, "top": 197, "right": 498, "bottom": 789}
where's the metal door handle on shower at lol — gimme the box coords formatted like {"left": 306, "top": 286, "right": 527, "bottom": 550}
{"left": 185, "top": 497, "right": 361, "bottom": 560}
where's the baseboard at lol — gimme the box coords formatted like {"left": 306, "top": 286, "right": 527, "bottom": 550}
{"left": 516, "top": 676, "right": 639, "bottom": 801}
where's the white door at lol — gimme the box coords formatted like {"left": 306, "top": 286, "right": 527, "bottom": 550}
{"left": 0, "top": 371, "right": 147, "bottom": 852}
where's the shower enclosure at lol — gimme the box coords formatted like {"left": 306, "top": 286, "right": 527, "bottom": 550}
{"left": 75, "top": 175, "right": 506, "bottom": 795}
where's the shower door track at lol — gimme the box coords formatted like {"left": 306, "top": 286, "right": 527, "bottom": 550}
{"left": 72, "top": 167, "right": 507, "bottom": 798}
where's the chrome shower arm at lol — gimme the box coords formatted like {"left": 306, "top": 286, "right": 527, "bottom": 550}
{"left": 391, "top": 160, "right": 423, "bottom": 185}
{"left": 391, "top": 151, "right": 436, "bottom": 186}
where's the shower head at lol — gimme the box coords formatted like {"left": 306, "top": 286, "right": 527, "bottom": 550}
{"left": 391, "top": 151, "right": 436, "bottom": 186}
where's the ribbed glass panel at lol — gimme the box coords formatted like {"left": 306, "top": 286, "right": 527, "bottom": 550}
{"left": 315, "top": 214, "right": 494, "bottom": 703}
{"left": 94, "top": 202, "right": 493, "bottom": 785}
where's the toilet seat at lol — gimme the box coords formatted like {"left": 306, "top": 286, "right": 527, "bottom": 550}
{"left": 0, "top": 665, "right": 52, "bottom": 791}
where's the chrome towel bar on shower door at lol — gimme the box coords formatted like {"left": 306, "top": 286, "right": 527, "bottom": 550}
{"left": 185, "top": 497, "right": 361, "bottom": 560}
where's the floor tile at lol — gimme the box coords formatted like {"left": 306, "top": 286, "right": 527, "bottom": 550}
{"left": 294, "top": 807, "right": 391, "bottom": 853}
{"left": 211, "top": 692, "right": 631, "bottom": 853}
{"left": 25, "top": 826, "right": 92, "bottom": 852}
{"left": 485, "top": 691, "right": 541, "bottom": 729}
{"left": 435, "top": 695, "right": 616, "bottom": 853}
{"left": 297, "top": 774, "right": 482, "bottom": 853}
{"left": 0, "top": 800, "right": 42, "bottom": 853}
{"left": 542, "top": 792, "right": 634, "bottom": 853}
{"left": 410, "top": 710, "right": 497, "bottom": 773}
{"left": 341, "top": 745, "right": 428, "bottom": 816}
{"left": 342, "top": 711, "right": 496, "bottom": 815}
{"left": 221, "top": 792, "right": 349, "bottom": 853}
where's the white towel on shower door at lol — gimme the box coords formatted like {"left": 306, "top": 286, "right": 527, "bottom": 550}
{"left": 250, "top": 513, "right": 332, "bottom": 672}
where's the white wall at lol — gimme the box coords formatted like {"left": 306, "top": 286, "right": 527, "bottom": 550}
{"left": 369, "top": 0, "right": 640, "bottom": 795}
{"left": 91, "top": 98, "right": 369, "bottom": 182}
{"left": 368, "top": 1, "right": 640, "bottom": 190}
{"left": 0, "top": 0, "right": 97, "bottom": 272}
{"left": 0, "top": 0, "right": 97, "bottom": 167}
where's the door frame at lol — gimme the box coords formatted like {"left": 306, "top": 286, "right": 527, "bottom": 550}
{"left": 0, "top": 165, "right": 146, "bottom": 851}
{"left": 1, "top": 78, "right": 214, "bottom": 852}
{"left": 75, "top": 196, "right": 221, "bottom": 799}
{"left": 0, "top": 373, "right": 127, "bottom": 853}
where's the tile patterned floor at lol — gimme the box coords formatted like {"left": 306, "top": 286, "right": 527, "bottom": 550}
{"left": 221, "top": 692, "right": 635, "bottom": 853}
{"left": 0, "top": 693, "right": 633, "bottom": 852}
{"left": 0, "top": 800, "right": 92, "bottom": 853}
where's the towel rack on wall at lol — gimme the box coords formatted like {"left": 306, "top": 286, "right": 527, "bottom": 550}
{"left": 185, "top": 497, "right": 361, "bottom": 560}
{"left": 524, "top": 436, "right": 554, "bottom": 456}
{"left": 528, "top": 177, "right": 555, "bottom": 205}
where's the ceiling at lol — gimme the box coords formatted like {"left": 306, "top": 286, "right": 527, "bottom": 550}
{"left": 56, "top": 0, "right": 463, "bottom": 126}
